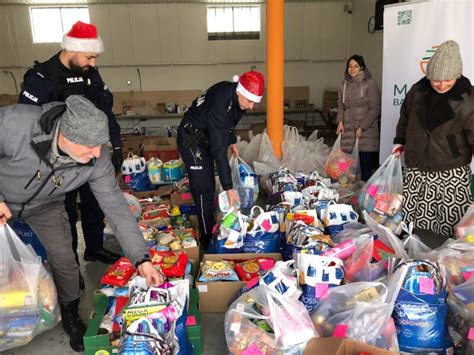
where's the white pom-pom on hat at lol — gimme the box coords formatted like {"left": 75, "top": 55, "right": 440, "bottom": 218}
{"left": 232, "top": 75, "right": 240, "bottom": 83}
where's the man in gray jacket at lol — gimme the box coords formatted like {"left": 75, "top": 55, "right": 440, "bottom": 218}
{"left": 0, "top": 95, "right": 163, "bottom": 352}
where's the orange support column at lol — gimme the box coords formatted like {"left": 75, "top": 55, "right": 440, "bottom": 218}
{"left": 266, "top": 0, "right": 284, "bottom": 159}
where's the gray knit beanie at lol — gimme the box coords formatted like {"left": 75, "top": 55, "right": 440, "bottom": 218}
{"left": 59, "top": 95, "right": 109, "bottom": 146}
{"left": 426, "top": 40, "right": 462, "bottom": 81}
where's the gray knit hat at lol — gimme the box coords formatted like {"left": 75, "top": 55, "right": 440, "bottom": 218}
{"left": 59, "top": 95, "right": 109, "bottom": 146}
{"left": 426, "top": 40, "right": 462, "bottom": 81}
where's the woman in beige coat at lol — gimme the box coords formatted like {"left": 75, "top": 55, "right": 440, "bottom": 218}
{"left": 336, "top": 55, "right": 381, "bottom": 181}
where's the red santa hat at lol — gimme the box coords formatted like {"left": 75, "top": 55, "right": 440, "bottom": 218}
{"left": 234, "top": 71, "right": 265, "bottom": 103}
{"left": 62, "top": 21, "right": 104, "bottom": 53}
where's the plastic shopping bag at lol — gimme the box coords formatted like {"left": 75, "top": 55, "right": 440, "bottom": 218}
{"left": 121, "top": 153, "right": 154, "bottom": 191}
{"left": 454, "top": 204, "right": 474, "bottom": 240}
{"left": 391, "top": 259, "right": 453, "bottom": 353}
{"left": 312, "top": 265, "right": 407, "bottom": 352}
{"left": 325, "top": 135, "right": 360, "bottom": 186}
{"left": 243, "top": 206, "right": 280, "bottom": 254}
{"left": 319, "top": 201, "right": 359, "bottom": 236}
{"left": 210, "top": 208, "right": 247, "bottom": 254}
{"left": 225, "top": 285, "right": 317, "bottom": 354}
{"left": 230, "top": 156, "right": 259, "bottom": 211}
{"left": 358, "top": 154, "right": 404, "bottom": 234}
{"left": 0, "top": 225, "right": 59, "bottom": 352}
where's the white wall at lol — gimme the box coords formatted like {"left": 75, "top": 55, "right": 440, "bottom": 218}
{"left": 0, "top": 1, "right": 382, "bottom": 107}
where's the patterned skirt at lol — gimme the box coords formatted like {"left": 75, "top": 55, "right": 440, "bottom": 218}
{"left": 403, "top": 165, "right": 472, "bottom": 236}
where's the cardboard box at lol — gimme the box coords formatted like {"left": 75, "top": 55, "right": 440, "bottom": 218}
{"left": 171, "top": 192, "right": 195, "bottom": 206}
{"left": 172, "top": 228, "right": 201, "bottom": 262}
{"left": 143, "top": 136, "right": 179, "bottom": 161}
{"left": 196, "top": 253, "right": 282, "bottom": 313}
{"left": 121, "top": 135, "right": 143, "bottom": 158}
{"left": 303, "top": 338, "right": 396, "bottom": 355}
{"left": 133, "top": 184, "right": 173, "bottom": 200}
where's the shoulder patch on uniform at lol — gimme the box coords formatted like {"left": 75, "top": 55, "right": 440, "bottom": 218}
{"left": 22, "top": 90, "right": 39, "bottom": 103}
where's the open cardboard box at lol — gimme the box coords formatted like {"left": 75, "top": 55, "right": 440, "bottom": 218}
{"left": 196, "top": 253, "right": 282, "bottom": 313}
{"left": 143, "top": 136, "right": 179, "bottom": 161}
{"left": 303, "top": 338, "right": 396, "bottom": 355}
{"left": 171, "top": 192, "right": 195, "bottom": 205}
{"left": 133, "top": 184, "right": 173, "bottom": 200}
{"left": 170, "top": 228, "right": 201, "bottom": 262}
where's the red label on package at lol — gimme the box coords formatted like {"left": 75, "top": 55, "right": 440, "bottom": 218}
{"left": 242, "top": 344, "right": 263, "bottom": 355}
{"left": 186, "top": 315, "right": 197, "bottom": 326}
{"left": 315, "top": 283, "right": 329, "bottom": 299}
{"left": 333, "top": 324, "right": 348, "bottom": 338}
{"left": 419, "top": 276, "right": 434, "bottom": 295}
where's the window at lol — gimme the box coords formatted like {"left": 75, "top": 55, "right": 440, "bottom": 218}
{"left": 30, "top": 7, "right": 90, "bottom": 43}
{"left": 207, "top": 6, "right": 260, "bottom": 41}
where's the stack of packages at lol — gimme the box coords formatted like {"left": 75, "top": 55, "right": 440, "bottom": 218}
{"left": 121, "top": 153, "right": 185, "bottom": 192}
{"left": 89, "top": 176, "right": 203, "bottom": 353}
{"left": 204, "top": 126, "right": 474, "bottom": 354}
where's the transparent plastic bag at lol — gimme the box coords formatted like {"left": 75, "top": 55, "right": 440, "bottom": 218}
{"left": 312, "top": 266, "right": 407, "bottom": 352}
{"left": 344, "top": 234, "right": 386, "bottom": 282}
{"left": 0, "top": 225, "right": 59, "bottom": 351}
{"left": 230, "top": 156, "right": 259, "bottom": 211}
{"left": 225, "top": 285, "right": 317, "bottom": 354}
{"left": 358, "top": 154, "right": 404, "bottom": 234}
{"left": 454, "top": 204, "right": 474, "bottom": 240}
{"left": 240, "top": 133, "right": 263, "bottom": 167}
{"left": 258, "top": 132, "right": 281, "bottom": 169}
{"left": 325, "top": 135, "right": 360, "bottom": 186}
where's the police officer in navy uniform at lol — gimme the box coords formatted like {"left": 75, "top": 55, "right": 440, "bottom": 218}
{"left": 19, "top": 21, "right": 122, "bottom": 269}
{"left": 177, "top": 71, "right": 265, "bottom": 249}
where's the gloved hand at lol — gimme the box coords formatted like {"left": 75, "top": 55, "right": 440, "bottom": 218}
{"left": 392, "top": 144, "right": 404, "bottom": 156}
{"left": 112, "top": 148, "right": 124, "bottom": 173}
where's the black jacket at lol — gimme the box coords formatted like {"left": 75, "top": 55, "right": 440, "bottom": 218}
{"left": 394, "top": 76, "right": 474, "bottom": 171}
{"left": 18, "top": 52, "right": 122, "bottom": 148}
{"left": 181, "top": 81, "right": 244, "bottom": 190}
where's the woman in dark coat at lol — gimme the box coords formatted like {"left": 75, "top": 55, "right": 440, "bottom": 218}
{"left": 393, "top": 40, "right": 474, "bottom": 236}
{"left": 336, "top": 55, "right": 381, "bottom": 181}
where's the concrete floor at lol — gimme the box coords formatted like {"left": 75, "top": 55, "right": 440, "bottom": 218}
{"left": 3, "top": 225, "right": 227, "bottom": 355}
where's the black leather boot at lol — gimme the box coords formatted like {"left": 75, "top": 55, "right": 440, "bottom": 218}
{"left": 60, "top": 298, "right": 86, "bottom": 352}
{"left": 84, "top": 248, "right": 121, "bottom": 264}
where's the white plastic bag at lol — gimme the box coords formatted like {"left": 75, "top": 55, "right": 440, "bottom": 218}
{"left": 0, "top": 225, "right": 59, "bottom": 351}
{"left": 225, "top": 285, "right": 317, "bottom": 354}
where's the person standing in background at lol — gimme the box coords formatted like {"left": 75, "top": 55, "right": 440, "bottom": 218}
{"left": 336, "top": 54, "right": 381, "bottom": 182}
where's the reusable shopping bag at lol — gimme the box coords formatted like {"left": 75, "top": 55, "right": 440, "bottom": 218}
{"left": 243, "top": 206, "right": 280, "bottom": 254}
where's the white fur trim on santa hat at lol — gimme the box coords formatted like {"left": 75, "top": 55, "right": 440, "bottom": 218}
{"left": 61, "top": 34, "right": 104, "bottom": 54}
{"left": 236, "top": 81, "right": 262, "bottom": 103}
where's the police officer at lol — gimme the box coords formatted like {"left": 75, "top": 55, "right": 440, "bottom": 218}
{"left": 19, "top": 21, "right": 122, "bottom": 268}
{"left": 177, "top": 71, "right": 265, "bottom": 248}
